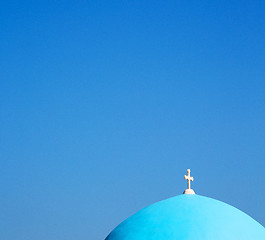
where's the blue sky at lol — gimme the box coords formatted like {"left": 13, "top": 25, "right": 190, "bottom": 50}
{"left": 0, "top": 1, "right": 265, "bottom": 239}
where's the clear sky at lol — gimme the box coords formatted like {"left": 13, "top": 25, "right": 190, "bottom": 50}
{"left": 0, "top": 1, "right": 265, "bottom": 239}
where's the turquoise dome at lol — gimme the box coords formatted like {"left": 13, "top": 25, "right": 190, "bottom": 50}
{"left": 106, "top": 194, "right": 265, "bottom": 240}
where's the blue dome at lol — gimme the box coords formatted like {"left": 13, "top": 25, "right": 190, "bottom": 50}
{"left": 106, "top": 194, "right": 265, "bottom": 240}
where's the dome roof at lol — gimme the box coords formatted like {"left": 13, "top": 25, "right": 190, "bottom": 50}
{"left": 105, "top": 194, "right": 265, "bottom": 240}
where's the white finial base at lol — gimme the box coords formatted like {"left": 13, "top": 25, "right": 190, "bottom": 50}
{"left": 183, "top": 189, "right": 195, "bottom": 194}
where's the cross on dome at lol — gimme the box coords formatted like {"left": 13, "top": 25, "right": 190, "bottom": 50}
{"left": 184, "top": 169, "right": 193, "bottom": 189}
{"left": 183, "top": 169, "right": 195, "bottom": 194}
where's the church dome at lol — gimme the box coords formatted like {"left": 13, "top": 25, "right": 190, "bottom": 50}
{"left": 106, "top": 190, "right": 265, "bottom": 239}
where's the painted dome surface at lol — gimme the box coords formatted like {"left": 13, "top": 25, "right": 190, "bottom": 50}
{"left": 106, "top": 194, "right": 265, "bottom": 240}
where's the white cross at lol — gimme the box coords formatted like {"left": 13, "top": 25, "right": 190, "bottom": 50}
{"left": 184, "top": 169, "right": 194, "bottom": 190}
